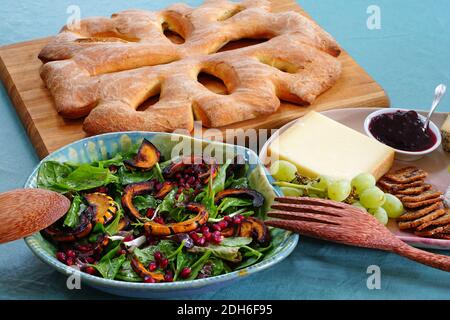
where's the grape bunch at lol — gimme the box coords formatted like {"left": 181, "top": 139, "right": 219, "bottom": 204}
{"left": 269, "top": 161, "right": 404, "bottom": 225}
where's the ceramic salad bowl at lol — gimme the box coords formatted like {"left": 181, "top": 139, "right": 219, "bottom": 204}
{"left": 24, "top": 132, "right": 299, "bottom": 298}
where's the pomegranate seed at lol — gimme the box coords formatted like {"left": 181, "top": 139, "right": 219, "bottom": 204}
{"left": 224, "top": 216, "right": 232, "bottom": 223}
{"left": 86, "top": 257, "right": 95, "bottom": 264}
{"left": 175, "top": 173, "right": 182, "bottom": 179}
{"left": 84, "top": 266, "right": 96, "bottom": 275}
{"left": 195, "top": 227, "right": 201, "bottom": 233}
{"left": 212, "top": 224, "right": 222, "bottom": 231}
{"left": 146, "top": 208, "right": 156, "bottom": 219}
{"left": 154, "top": 251, "right": 163, "bottom": 262}
{"left": 123, "top": 235, "right": 134, "bottom": 242}
{"left": 159, "top": 258, "right": 169, "bottom": 269}
{"left": 233, "top": 215, "right": 244, "bottom": 225}
{"left": 187, "top": 176, "right": 196, "bottom": 185}
{"left": 201, "top": 225, "right": 210, "bottom": 234}
{"left": 196, "top": 237, "right": 206, "bottom": 247}
{"left": 66, "top": 257, "right": 74, "bottom": 266}
{"left": 148, "top": 262, "right": 157, "bottom": 272}
{"left": 164, "top": 271, "right": 174, "bottom": 282}
{"left": 218, "top": 220, "right": 228, "bottom": 229}
{"left": 66, "top": 250, "right": 76, "bottom": 258}
{"left": 56, "top": 252, "right": 66, "bottom": 263}
{"left": 144, "top": 276, "right": 156, "bottom": 283}
{"left": 180, "top": 267, "right": 192, "bottom": 279}
{"left": 179, "top": 178, "right": 185, "bottom": 185}
{"left": 155, "top": 183, "right": 162, "bottom": 191}
{"left": 211, "top": 231, "right": 223, "bottom": 244}
{"left": 154, "top": 217, "right": 165, "bottom": 224}
{"left": 203, "top": 232, "right": 212, "bottom": 241}
{"left": 118, "top": 249, "right": 127, "bottom": 256}
{"left": 109, "top": 166, "right": 118, "bottom": 174}
{"left": 189, "top": 231, "right": 199, "bottom": 241}
{"left": 177, "top": 188, "right": 184, "bottom": 194}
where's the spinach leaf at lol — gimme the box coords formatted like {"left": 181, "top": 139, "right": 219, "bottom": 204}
{"left": 117, "top": 166, "right": 154, "bottom": 185}
{"left": 221, "top": 237, "right": 253, "bottom": 247}
{"left": 99, "top": 242, "right": 122, "bottom": 263}
{"left": 63, "top": 195, "right": 85, "bottom": 228}
{"left": 236, "top": 256, "right": 261, "bottom": 270}
{"left": 92, "top": 255, "right": 126, "bottom": 280}
{"left": 153, "top": 163, "right": 164, "bottom": 182}
{"left": 217, "top": 197, "right": 252, "bottom": 213}
{"left": 37, "top": 161, "right": 73, "bottom": 192}
{"left": 156, "top": 189, "right": 185, "bottom": 221}
{"left": 189, "top": 245, "right": 242, "bottom": 263}
{"left": 133, "top": 195, "right": 159, "bottom": 212}
{"left": 133, "top": 240, "right": 178, "bottom": 264}
{"left": 187, "top": 250, "right": 212, "bottom": 280}
{"left": 94, "top": 153, "right": 124, "bottom": 168}
{"left": 64, "top": 164, "right": 119, "bottom": 190}
{"left": 105, "top": 205, "right": 124, "bottom": 236}
{"left": 116, "top": 260, "right": 142, "bottom": 282}
{"left": 208, "top": 257, "right": 226, "bottom": 276}
{"left": 174, "top": 251, "right": 196, "bottom": 281}
{"left": 212, "top": 159, "right": 232, "bottom": 194}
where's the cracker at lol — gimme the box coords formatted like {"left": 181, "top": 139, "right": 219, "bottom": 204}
{"left": 398, "top": 208, "right": 446, "bottom": 230}
{"left": 397, "top": 202, "right": 444, "bottom": 221}
{"left": 395, "top": 184, "right": 432, "bottom": 196}
{"left": 403, "top": 197, "right": 443, "bottom": 209}
{"left": 416, "top": 212, "right": 450, "bottom": 231}
{"left": 401, "top": 190, "right": 443, "bottom": 203}
{"left": 414, "top": 223, "right": 450, "bottom": 237}
{"left": 432, "top": 234, "right": 450, "bottom": 240}
{"left": 378, "top": 179, "right": 425, "bottom": 192}
{"left": 383, "top": 167, "right": 428, "bottom": 184}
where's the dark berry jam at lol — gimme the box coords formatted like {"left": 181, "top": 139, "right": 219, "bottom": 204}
{"left": 369, "top": 110, "right": 437, "bottom": 152}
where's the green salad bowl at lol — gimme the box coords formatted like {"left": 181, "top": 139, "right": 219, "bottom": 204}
{"left": 24, "top": 132, "right": 299, "bottom": 298}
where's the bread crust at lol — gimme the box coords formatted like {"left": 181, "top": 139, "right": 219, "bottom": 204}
{"left": 39, "top": 0, "right": 342, "bottom": 134}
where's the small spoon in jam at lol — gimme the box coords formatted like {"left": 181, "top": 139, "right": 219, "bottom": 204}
{"left": 423, "top": 84, "right": 446, "bottom": 131}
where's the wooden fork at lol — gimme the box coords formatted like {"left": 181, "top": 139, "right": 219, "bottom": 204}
{"left": 267, "top": 197, "right": 450, "bottom": 272}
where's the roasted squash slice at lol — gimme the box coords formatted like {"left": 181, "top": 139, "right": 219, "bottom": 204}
{"left": 85, "top": 193, "right": 117, "bottom": 225}
{"left": 43, "top": 212, "right": 93, "bottom": 242}
{"left": 163, "top": 155, "right": 217, "bottom": 183}
{"left": 122, "top": 181, "right": 156, "bottom": 220}
{"left": 130, "top": 255, "right": 165, "bottom": 282}
{"left": 124, "top": 139, "right": 160, "bottom": 171}
{"left": 155, "top": 181, "right": 176, "bottom": 199}
{"left": 238, "top": 217, "right": 270, "bottom": 244}
{"left": 215, "top": 189, "right": 265, "bottom": 208}
{"left": 144, "top": 203, "right": 208, "bottom": 236}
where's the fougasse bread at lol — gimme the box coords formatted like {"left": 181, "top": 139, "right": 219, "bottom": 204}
{"left": 38, "top": 0, "right": 342, "bottom": 134}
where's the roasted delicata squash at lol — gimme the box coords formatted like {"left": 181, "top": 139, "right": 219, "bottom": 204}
{"left": 130, "top": 255, "right": 165, "bottom": 281}
{"left": 238, "top": 217, "right": 271, "bottom": 244}
{"left": 122, "top": 181, "right": 156, "bottom": 220}
{"left": 124, "top": 139, "right": 161, "bottom": 171}
{"left": 85, "top": 192, "right": 117, "bottom": 225}
{"left": 155, "top": 181, "right": 176, "bottom": 199}
{"left": 215, "top": 189, "right": 265, "bottom": 208}
{"left": 144, "top": 203, "right": 209, "bottom": 236}
{"left": 43, "top": 212, "right": 93, "bottom": 242}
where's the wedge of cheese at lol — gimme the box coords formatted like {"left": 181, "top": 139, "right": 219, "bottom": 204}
{"left": 268, "top": 111, "right": 395, "bottom": 181}
{"left": 441, "top": 114, "right": 450, "bottom": 152}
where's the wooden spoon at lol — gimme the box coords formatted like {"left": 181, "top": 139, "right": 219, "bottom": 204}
{"left": 267, "top": 197, "right": 450, "bottom": 272}
{"left": 0, "top": 189, "right": 70, "bottom": 243}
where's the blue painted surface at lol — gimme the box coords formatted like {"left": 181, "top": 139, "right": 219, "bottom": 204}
{"left": 0, "top": 0, "right": 449, "bottom": 299}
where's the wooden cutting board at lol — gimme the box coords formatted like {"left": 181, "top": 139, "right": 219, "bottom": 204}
{"left": 0, "top": 0, "right": 389, "bottom": 159}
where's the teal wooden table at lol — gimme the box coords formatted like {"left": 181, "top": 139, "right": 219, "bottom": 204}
{"left": 0, "top": 0, "right": 449, "bottom": 299}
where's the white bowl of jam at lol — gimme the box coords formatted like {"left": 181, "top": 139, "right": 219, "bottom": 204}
{"left": 364, "top": 108, "right": 442, "bottom": 161}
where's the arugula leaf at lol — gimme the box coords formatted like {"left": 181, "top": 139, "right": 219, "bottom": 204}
{"left": 217, "top": 197, "right": 253, "bottom": 213}
{"left": 187, "top": 250, "right": 212, "bottom": 280}
{"left": 116, "top": 260, "right": 142, "bottom": 282}
{"left": 228, "top": 177, "right": 248, "bottom": 189}
{"left": 153, "top": 163, "right": 164, "bottom": 182}
{"left": 63, "top": 195, "right": 85, "bottom": 228}
{"left": 92, "top": 255, "right": 126, "bottom": 280}
{"left": 117, "top": 167, "right": 154, "bottom": 185}
{"left": 221, "top": 237, "right": 253, "bottom": 247}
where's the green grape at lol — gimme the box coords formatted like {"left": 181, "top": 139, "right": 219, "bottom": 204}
{"left": 312, "top": 175, "right": 334, "bottom": 191}
{"left": 382, "top": 194, "right": 404, "bottom": 218}
{"left": 280, "top": 187, "right": 303, "bottom": 197}
{"left": 351, "top": 173, "right": 376, "bottom": 195}
{"left": 369, "top": 207, "right": 389, "bottom": 225}
{"left": 270, "top": 160, "right": 297, "bottom": 182}
{"left": 359, "top": 187, "right": 386, "bottom": 209}
{"left": 327, "top": 180, "right": 352, "bottom": 202}
{"left": 352, "top": 201, "right": 367, "bottom": 212}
